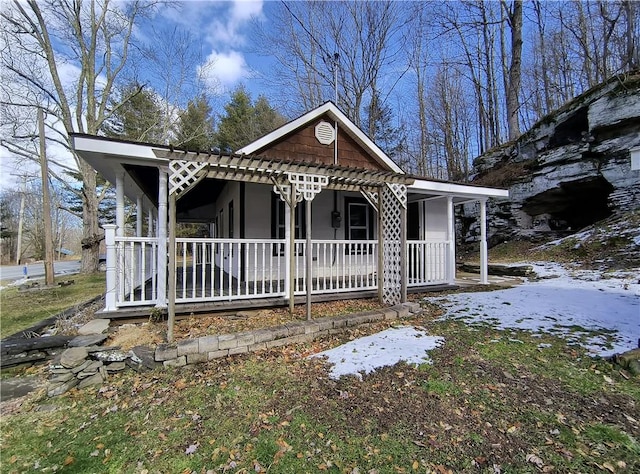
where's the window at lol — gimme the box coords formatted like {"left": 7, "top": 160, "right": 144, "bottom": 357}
{"left": 345, "top": 197, "right": 374, "bottom": 253}
{"left": 271, "top": 194, "right": 306, "bottom": 255}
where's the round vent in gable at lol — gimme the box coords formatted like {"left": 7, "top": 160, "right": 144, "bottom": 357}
{"left": 315, "top": 120, "right": 335, "bottom": 145}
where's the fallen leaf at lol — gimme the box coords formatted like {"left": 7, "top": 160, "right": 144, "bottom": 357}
{"left": 64, "top": 456, "right": 74, "bottom": 466}
{"left": 185, "top": 443, "right": 199, "bottom": 455}
{"left": 412, "top": 460, "right": 419, "bottom": 470}
{"left": 507, "top": 425, "right": 517, "bottom": 434}
{"left": 526, "top": 453, "right": 544, "bottom": 468}
{"left": 601, "top": 462, "right": 615, "bottom": 473}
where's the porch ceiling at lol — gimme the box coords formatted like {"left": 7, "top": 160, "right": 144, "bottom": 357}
{"left": 153, "top": 149, "right": 414, "bottom": 192}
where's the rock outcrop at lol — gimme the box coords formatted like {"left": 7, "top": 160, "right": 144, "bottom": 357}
{"left": 460, "top": 72, "right": 640, "bottom": 245}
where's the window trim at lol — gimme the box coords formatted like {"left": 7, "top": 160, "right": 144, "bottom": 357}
{"left": 344, "top": 197, "right": 374, "bottom": 254}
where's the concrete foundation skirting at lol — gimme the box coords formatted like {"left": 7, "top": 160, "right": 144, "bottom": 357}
{"left": 155, "top": 303, "right": 422, "bottom": 368}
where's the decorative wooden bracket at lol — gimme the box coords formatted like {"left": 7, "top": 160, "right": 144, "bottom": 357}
{"left": 360, "top": 187, "right": 379, "bottom": 213}
{"left": 272, "top": 172, "right": 329, "bottom": 205}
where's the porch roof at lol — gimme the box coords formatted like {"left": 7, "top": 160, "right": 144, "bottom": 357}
{"left": 153, "top": 148, "right": 414, "bottom": 192}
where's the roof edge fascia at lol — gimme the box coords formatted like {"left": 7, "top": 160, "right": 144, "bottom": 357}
{"left": 71, "top": 134, "right": 168, "bottom": 163}
{"left": 410, "top": 178, "right": 509, "bottom": 199}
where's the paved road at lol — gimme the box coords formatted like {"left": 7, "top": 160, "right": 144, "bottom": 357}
{"left": 0, "top": 260, "right": 81, "bottom": 283}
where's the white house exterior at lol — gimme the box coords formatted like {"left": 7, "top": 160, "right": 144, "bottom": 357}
{"left": 71, "top": 102, "right": 508, "bottom": 321}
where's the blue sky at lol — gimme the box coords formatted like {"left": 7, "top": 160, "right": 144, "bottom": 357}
{"left": 146, "top": 0, "right": 275, "bottom": 101}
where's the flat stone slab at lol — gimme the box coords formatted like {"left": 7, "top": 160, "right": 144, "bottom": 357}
{"left": 60, "top": 347, "right": 89, "bottom": 368}
{"left": 0, "top": 376, "right": 43, "bottom": 402}
{"left": 92, "top": 349, "right": 128, "bottom": 362}
{"left": 77, "top": 319, "right": 110, "bottom": 336}
{"left": 68, "top": 334, "right": 108, "bottom": 347}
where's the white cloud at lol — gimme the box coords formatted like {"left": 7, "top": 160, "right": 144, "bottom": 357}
{"left": 231, "top": 0, "right": 263, "bottom": 22}
{"left": 198, "top": 50, "right": 249, "bottom": 90}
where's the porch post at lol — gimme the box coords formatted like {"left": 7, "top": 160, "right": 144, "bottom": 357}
{"left": 305, "top": 199, "right": 312, "bottom": 320}
{"left": 446, "top": 196, "right": 456, "bottom": 285}
{"left": 400, "top": 198, "right": 407, "bottom": 303}
{"left": 167, "top": 193, "right": 176, "bottom": 342}
{"left": 156, "top": 168, "right": 168, "bottom": 307}
{"left": 103, "top": 224, "right": 117, "bottom": 311}
{"left": 377, "top": 189, "right": 384, "bottom": 303}
{"left": 136, "top": 195, "right": 143, "bottom": 237}
{"left": 289, "top": 185, "right": 296, "bottom": 315}
{"left": 115, "top": 171, "right": 125, "bottom": 237}
{"left": 479, "top": 198, "right": 489, "bottom": 284}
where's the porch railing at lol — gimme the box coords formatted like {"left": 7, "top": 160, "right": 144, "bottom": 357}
{"left": 175, "top": 238, "right": 287, "bottom": 303}
{"left": 114, "top": 236, "right": 158, "bottom": 307}
{"left": 294, "top": 240, "right": 378, "bottom": 294}
{"left": 107, "top": 235, "right": 450, "bottom": 309}
{"left": 407, "top": 240, "right": 449, "bottom": 286}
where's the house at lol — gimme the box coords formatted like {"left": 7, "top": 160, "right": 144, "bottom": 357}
{"left": 71, "top": 101, "right": 508, "bottom": 331}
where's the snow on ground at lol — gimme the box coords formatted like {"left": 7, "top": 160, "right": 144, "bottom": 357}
{"left": 313, "top": 262, "right": 638, "bottom": 379}
{"left": 434, "top": 262, "right": 640, "bottom": 357}
{"left": 311, "top": 326, "right": 444, "bottom": 380}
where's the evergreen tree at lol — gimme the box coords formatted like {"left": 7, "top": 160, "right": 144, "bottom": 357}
{"left": 174, "top": 95, "right": 216, "bottom": 151}
{"left": 104, "top": 82, "right": 165, "bottom": 143}
{"left": 216, "top": 86, "right": 286, "bottom": 152}
{"left": 365, "top": 91, "right": 405, "bottom": 160}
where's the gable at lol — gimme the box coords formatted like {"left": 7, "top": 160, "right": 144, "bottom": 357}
{"left": 237, "top": 102, "right": 403, "bottom": 173}
{"left": 246, "top": 113, "right": 386, "bottom": 171}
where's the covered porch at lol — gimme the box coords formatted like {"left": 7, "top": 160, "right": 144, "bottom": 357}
{"left": 71, "top": 134, "right": 508, "bottom": 324}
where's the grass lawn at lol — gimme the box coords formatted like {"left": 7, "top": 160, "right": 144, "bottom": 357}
{"left": 1, "top": 315, "right": 638, "bottom": 473}
{"left": 0, "top": 273, "right": 105, "bottom": 339}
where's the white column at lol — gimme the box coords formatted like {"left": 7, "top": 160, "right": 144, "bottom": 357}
{"left": 156, "top": 168, "right": 168, "bottom": 307}
{"left": 103, "top": 224, "right": 118, "bottom": 311}
{"left": 479, "top": 198, "right": 489, "bottom": 284}
{"left": 147, "top": 209, "right": 154, "bottom": 237}
{"left": 115, "top": 171, "right": 125, "bottom": 237}
{"left": 136, "top": 195, "right": 143, "bottom": 237}
{"left": 446, "top": 196, "right": 456, "bottom": 285}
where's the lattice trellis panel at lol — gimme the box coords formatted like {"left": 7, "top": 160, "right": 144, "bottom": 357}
{"left": 169, "top": 160, "right": 208, "bottom": 196}
{"left": 381, "top": 184, "right": 405, "bottom": 305}
{"left": 386, "top": 183, "right": 407, "bottom": 209}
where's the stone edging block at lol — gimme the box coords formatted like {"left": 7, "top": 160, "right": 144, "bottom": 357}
{"left": 154, "top": 302, "right": 424, "bottom": 368}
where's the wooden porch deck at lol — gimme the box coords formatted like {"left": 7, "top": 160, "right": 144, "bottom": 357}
{"left": 100, "top": 284, "right": 456, "bottom": 320}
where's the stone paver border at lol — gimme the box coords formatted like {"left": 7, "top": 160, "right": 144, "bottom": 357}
{"left": 155, "top": 302, "right": 422, "bottom": 367}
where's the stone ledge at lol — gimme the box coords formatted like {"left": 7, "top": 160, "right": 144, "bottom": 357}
{"left": 154, "top": 302, "right": 423, "bottom": 368}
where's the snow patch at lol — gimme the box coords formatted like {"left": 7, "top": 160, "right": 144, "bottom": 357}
{"left": 433, "top": 263, "right": 640, "bottom": 357}
{"left": 311, "top": 326, "right": 444, "bottom": 380}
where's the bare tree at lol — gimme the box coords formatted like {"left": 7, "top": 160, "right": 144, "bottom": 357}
{"left": 0, "top": 0, "right": 156, "bottom": 272}
{"left": 502, "top": 0, "right": 523, "bottom": 141}
{"left": 253, "top": 1, "right": 407, "bottom": 129}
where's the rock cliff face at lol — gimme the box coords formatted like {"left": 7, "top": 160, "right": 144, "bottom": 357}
{"left": 461, "top": 73, "right": 640, "bottom": 245}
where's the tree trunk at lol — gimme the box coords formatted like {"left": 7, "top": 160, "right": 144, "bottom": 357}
{"left": 79, "top": 160, "right": 101, "bottom": 273}
{"left": 506, "top": 0, "right": 522, "bottom": 141}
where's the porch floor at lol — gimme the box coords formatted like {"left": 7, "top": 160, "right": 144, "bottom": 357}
{"left": 100, "top": 284, "right": 457, "bottom": 320}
